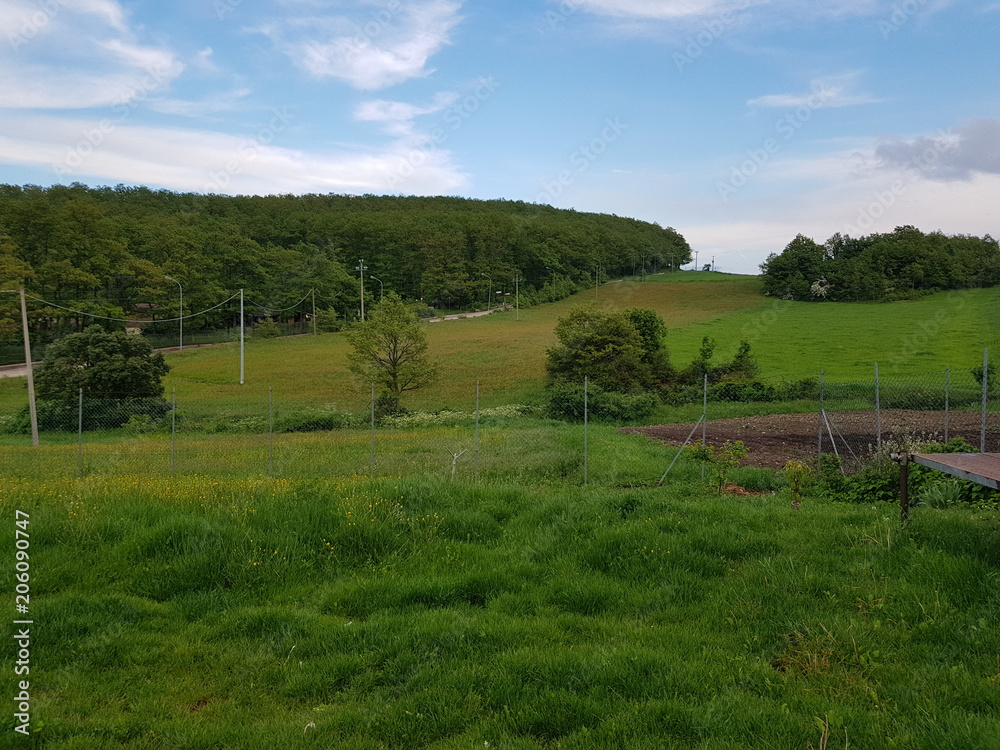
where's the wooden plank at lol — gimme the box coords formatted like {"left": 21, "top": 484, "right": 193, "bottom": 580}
{"left": 910, "top": 453, "right": 1000, "bottom": 490}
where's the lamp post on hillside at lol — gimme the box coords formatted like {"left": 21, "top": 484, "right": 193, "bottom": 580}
{"left": 369, "top": 275, "right": 383, "bottom": 302}
{"left": 355, "top": 260, "right": 368, "bottom": 320}
{"left": 164, "top": 275, "right": 182, "bottom": 350}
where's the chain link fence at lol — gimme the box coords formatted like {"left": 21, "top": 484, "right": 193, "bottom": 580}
{"left": 0, "top": 352, "right": 993, "bottom": 483}
{"left": 0, "top": 383, "right": 587, "bottom": 484}
{"left": 820, "top": 361, "right": 995, "bottom": 472}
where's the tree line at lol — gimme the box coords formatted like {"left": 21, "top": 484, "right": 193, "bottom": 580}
{"left": 760, "top": 226, "right": 1000, "bottom": 302}
{"left": 0, "top": 184, "right": 691, "bottom": 343}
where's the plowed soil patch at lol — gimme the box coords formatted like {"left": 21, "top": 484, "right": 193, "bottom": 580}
{"left": 626, "top": 410, "right": 994, "bottom": 469}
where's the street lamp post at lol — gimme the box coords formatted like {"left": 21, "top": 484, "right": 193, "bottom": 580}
{"left": 355, "top": 260, "right": 368, "bottom": 320}
{"left": 369, "top": 275, "right": 383, "bottom": 302}
{"left": 480, "top": 273, "right": 492, "bottom": 311}
{"left": 164, "top": 275, "right": 182, "bottom": 350}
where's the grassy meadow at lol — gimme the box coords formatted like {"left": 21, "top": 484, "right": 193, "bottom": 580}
{"left": 1, "top": 273, "right": 999, "bottom": 748}
{"left": 3, "top": 466, "right": 999, "bottom": 748}
{"left": 0, "top": 272, "right": 995, "bottom": 421}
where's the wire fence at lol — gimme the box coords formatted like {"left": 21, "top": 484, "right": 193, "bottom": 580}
{"left": 818, "top": 363, "right": 995, "bottom": 472}
{"left": 0, "top": 353, "right": 993, "bottom": 484}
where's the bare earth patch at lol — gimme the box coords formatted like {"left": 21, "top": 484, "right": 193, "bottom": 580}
{"left": 626, "top": 410, "right": 997, "bottom": 469}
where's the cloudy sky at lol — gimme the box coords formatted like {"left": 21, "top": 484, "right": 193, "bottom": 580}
{"left": 1, "top": 0, "right": 998, "bottom": 272}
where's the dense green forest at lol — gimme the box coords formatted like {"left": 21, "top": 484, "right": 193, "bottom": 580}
{"left": 0, "top": 184, "right": 690, "bottom": 343}
{"left": 760, "top": 226, "right": 1000, "bottom": 302}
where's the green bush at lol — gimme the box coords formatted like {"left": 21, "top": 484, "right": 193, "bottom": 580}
{"left": 920, "top": 480, "right": 964, "bottom": 508}
{"left": 545, "top": 383, "right": 659, "bottom": 422}
{"left": 14, "top": 396, "right": 171, "bottom": 432}
{"left": 253, "top": 318, "right": 282, "bottom": 338}
{"left": 276, "top": 409, "right": 356, "bottom": 432}
{"left": 711, "top": 380, "right": 778, "bottom": 403}
{"left": 315, "top": 308, "right": 343, "bottom": 332}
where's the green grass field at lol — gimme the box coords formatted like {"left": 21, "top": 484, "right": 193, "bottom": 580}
{"left": 1, "top": 275, "right": 998, "bottom": 748}
{"left": 0, "top": 273, "right": 994, "bottom": 420}
{"left": 3, "top": 465, "right": 998, "bottom": 748}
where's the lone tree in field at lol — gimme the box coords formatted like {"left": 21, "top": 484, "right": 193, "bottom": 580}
{"left": 346, "top": 292, "right": 439, "bottom": 413}
{"left": 30, "top": 325, "right": 171, "bottom": 429}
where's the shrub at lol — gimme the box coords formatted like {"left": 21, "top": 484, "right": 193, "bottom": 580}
{"left": 545, "top": 383, "right": 659, "bottom": 422}
{"left": 315, "top": 308, "right": 343, "bottom": 333}
{"left": 920, "top": 480, "right": 964, "bottom": 509}
{"left": 14, "top": 396, "right": 171, "bottom": 432}
{"left": 254, "top": 318, "right": 282, "bottom": 338}
{"left": 275, "top": 409, "right": 354, "bottom": 432}
{"left": 711, "top": 380, "right": 778, "bottom": 403}
{"left": 971, "top": 361, "right": 995, "bottom": 394}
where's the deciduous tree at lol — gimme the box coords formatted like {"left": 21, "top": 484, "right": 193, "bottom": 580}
{"left": 34, "top": 325, "right": 170, "bottom": 403}
{"left": 346, "top": 292, "right": 439, "bottom": 412}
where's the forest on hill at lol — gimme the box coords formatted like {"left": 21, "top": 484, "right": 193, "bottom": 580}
{"left": 0, "top": 184, "right": 691, "bottom": 341}
{"left": 760, "top": 226, "right": 1000, "bottom": 302}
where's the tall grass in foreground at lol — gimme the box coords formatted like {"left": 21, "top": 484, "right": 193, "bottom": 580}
{"left": 2, "top": 472, "right": 998, "bottom": 749}
{"left": 0, "top": 422, "right": 703, "bottom": 487}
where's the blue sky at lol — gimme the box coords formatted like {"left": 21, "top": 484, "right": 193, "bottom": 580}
{"left": 1, "top": 0, "right": 998, "bottom": 272}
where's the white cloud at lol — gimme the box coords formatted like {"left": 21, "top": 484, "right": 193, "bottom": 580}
{"left": 354, "top": 93, "right": 459, "bottom": 138}
{"left": 70, "top": 0, "right": 129, "bottom": 32}
{"left": 682, "top": 170, "right": 1000, "bottom": 273}
{"left": 149, "top": 89, "right": 254, "bottom": 118}
{"left": 0, "top": 0, "right": 182, "bottom": 110}
{"left": 262, "top": 0, "right": 463, "bottom": 90}
{"left": 748, "top": 76, "right": 879, "bottom": 109}
{"left": 565, "top": 0, "right": 895, "bottom": 22}
{"left": 0, "top": 114, "right": 469, "bottom": 196}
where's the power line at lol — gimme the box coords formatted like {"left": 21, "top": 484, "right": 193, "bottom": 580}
{"left": 17, "top": 291, "right": 243, "bottom": 323}
{"left": 243, "top": 290, "right": 313, "bottom": 315}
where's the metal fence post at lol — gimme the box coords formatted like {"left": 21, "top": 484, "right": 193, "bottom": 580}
{"left": 944, "top": 366, "right": 950, "bottom": 444}
{"left": 818, "top": 370, "right": 825, "bottom": 467}
{"left": 583, "top": 376, "right": 588, "bottom": 486}
{"left": 474, "top": 380, "right": 480, "bottom": 483}
{"left": 370, "top": 382, "right": 376, "bottom": 474}
{"left": 701, "top": 373, "right": 708, "bottom": 481}
{"left": 982, "top": 348, "right": 990, "bottom": 454}
{"left": 268, "top": 386, "right": 274, "bottom": 477}
{"left": 171, "top": 388, "right": 177, "bottom": 477}
{"left": 77, "top": 388, "right": 83, "bottom": 478}
{"left": 875, "top": 363, "right": 881, "bottom": 465}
